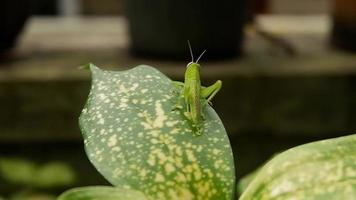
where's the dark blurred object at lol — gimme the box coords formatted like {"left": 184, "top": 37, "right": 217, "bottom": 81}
{"left": 250, "top": 0, "right": 269, "bottom": 14}
{"left": 82, "top": 0, "right": 122, "bottom": 15}
{"left": 331, "top": 0, "right": 356, "bottom": 51}
{"left": 248, "top": 0, "right": 269, "bottom": 21}
{"left": 30, "top": 0, "right": 58, "bottom": 15}
{"left": 124, "top": 0, "right": 246, "bottom": 60}
{"left": 0, "top": 0, "right": 30, "bottom": 54}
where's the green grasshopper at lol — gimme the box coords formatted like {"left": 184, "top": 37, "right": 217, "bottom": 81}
{"left": 173, "top": 42, "right": 222, "bottom": 136}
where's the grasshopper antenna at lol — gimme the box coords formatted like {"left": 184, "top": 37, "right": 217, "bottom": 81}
{"left": 196, "top": 50, "right": 206, "bottom": 63}
{"left": 187, "top": 40, "right": 194, "bottom": 62}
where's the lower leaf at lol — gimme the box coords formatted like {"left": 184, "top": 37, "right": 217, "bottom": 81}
{"left": 240, "top": 134, "right": 356, "bottom": 200}
{"left": 57, "top": 186, "right": 148, "bottom": 200}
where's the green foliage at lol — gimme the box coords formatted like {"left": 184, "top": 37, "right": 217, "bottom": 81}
{"left": 78, "top": 64, "right": 235, "bottom": 200}
{"left": 237, "top": 153, "right": 281, "bottom": 196}
{"left": 237, "top": 169, "right": 258, "bottom": 196}
{"left": 58, "top": 186, "right": 147, "bottom": 200}
{"left": 0, "top": 158, "right": 36, "bottom": 186}
{"left": 239, "top": 134, "right": 356, "bottom": 199}
{"left": 10, "top": 192, "right": 56, "bottom": 200}
{"left": 0, "top": 158, "right": 76, "bottom": 188}
{"left": 35, "top": 162, "right": 77, "bottom": 188}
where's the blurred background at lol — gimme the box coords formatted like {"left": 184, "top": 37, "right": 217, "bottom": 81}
{"left": 1, "top": 0, "right": 356, "bottom": 199}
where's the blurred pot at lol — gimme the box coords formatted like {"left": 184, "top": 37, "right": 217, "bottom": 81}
{"left": 331, "top": 0, "right": 356, "bottom": 51}
{"left": 0, "top": 0, "right": 30, "bottom": 53}
{"left": 124, "top": 0, "right": 246, "bottom": 60}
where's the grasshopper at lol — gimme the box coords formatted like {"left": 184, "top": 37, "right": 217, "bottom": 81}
{"left": 173, "top": 42, "right": 222, "bottom": 135}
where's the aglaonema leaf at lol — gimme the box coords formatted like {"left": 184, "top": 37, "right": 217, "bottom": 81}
{"left": 57, "top": 186, "right": 148, "bottom": 200}
{"left": 79, "top": 64, "right": 235, "bottom": 200}
{"left": 239, "top": 134, "right": 356, "bottom": 200}
{"left": 237, "top": 169, "right": 258, "bottom": 196}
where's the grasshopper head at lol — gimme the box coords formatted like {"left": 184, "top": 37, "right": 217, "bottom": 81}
{"left": 185, "top": 62, "right": 201, "bottom": 80}
{"left": 186, "top": 62, "right": 201, "bottom": 69}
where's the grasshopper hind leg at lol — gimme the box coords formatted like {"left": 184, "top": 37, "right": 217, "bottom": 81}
{"left": 201, "top": 80, "right": 222, "bottom": 106}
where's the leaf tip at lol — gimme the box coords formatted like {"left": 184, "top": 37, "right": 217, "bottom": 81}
{"left": 79, "top": 63, "right": 98, "bottom": 70}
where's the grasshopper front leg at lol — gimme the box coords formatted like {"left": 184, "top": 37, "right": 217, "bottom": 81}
{"left": 201, "top": 80, "right": 222, "bottom": 105}
{"left": 171, "top": 81, "right": 187, "bottom": 111}
{"left": 172, "top": 81, "right": 185, "bottom": 88}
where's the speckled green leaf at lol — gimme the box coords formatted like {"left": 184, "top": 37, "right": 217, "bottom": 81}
{"left": 237, "top": 169, "right": 258, "bottom": 196}
{"left": 58, "top": 186, "right": 147, "bottom": 200}
{"left": 240, "top": 134, "right": 356, "bottom": 200}
{"left": 79, "top": 64, "right": 235, "bottom": 200}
